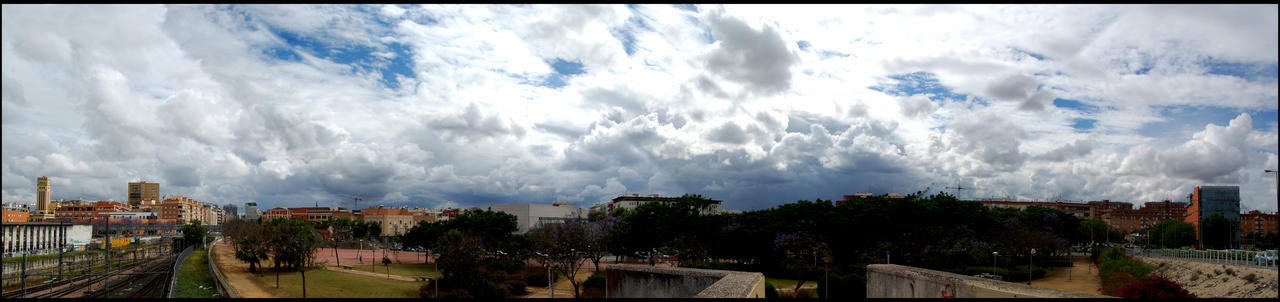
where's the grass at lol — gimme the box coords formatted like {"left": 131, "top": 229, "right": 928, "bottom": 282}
{"left": 173, "top": 248, "right": 219, "bottom": 298}
{"left": 250, "top": 268, "right": 422, "bottom": 298}
{"left": 335, "top": 262, "right": 441, "bottom": 278}
{"left": 765, "top": 277, "right": 812, "bottom": 290}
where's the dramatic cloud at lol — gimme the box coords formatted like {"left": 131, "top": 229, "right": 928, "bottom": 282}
{"left": 2, "top": 4, "right": 1276, "bottom": 212}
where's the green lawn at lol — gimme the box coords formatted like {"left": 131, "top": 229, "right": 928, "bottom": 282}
{"left": 766, "top": 277, "right": 813, "bottom": 290}
{"left": 337, "top": 262, "right": 441, "bottom": 278}
{"left": 251, "top": 268, "right": 422, "bottom": 298}
{"left": 173, "top": 248, "right": 218, "bottom": 298}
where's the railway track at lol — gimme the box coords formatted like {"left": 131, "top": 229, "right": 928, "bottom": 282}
{"left": 84, "top": 254, "right": 176, "bottom": 298}
{"left": 2, "top": 254, "right": 175, "bottom": 299}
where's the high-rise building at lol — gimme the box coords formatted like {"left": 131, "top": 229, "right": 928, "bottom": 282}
{"left": 223, "top": 203, "right": 238, "bottom": 220}
{"left": 1184, "top": 186, "right": 1241, "bottom": 249}
{"left": 128, "top": 181, "right": 160, "bottom": 206}
{"left": 35, "top": 176, "right": 54, "bottom": 221}
{"left": 244, "top": 202, "right": 261, "bottom": 220}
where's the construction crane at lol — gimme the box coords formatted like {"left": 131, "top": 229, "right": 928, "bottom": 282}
{"left": 945, "top": 184, "right": 974, "bottom": 200}
{"left": 329, "top": 193, "right": 363, "bottom": 210}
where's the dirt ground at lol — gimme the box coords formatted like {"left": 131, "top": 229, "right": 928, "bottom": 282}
{"left": 312, "top": 248, "right": 428, "bottom": 265}
{"left": 209, "top": 239, "right": 278, "bottom": 298}
{"left": 1029, "top": 255, "right": 1102, "bottom": 295}
{"left": 1138, "top": 256, "right": 1278, "bottom": 298}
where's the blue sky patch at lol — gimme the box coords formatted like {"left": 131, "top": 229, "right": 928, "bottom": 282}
{"left": 539, "top": 59, "right": 586, "bottom": 89}
{"left": 1012, "top": 48, "right": 1046, "bottom": 61}
{"left": 1138, "top": 105, "right": 1274, "bottom": 138}
{"left": 869, "top": 72, "right": 968, "bottom": 101}
{"left": 797, "top": 40, "right": 812, "bottom": 51}
{"left": 1071, "top": 118, "right": 1097, "bottom": 132}
{"left": 263, "top": 47, "right": 302, "bottom": 62}
{"left": 672, "top": 4, "right": 698, "bottom": 12}
{"left": 1202, "top": 57, "right": 1279, "bottom": 82}
{"left": 1053, "top": 98, "right": 1100, "bottom": 114}
{"left": 265, "top": 26, "right": 415, "bottom": 89}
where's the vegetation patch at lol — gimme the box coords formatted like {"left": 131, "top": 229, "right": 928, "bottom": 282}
{"left": 174, "top": 248, "right": 219, "bottom": 298}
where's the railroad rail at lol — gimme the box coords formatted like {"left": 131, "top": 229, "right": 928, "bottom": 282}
{"left": 2, "top": 253, "right": 176, "bottom": 299}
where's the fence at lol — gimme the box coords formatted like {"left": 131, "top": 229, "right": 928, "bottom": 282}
{"left": 207, "top": 236, "right": 238, "bottom": 298}
{"left": 168, "top": 245, "right": 194, "bottom": 298}
{"left": 1149, "top": 248, "right": 1278, "bottom": 271}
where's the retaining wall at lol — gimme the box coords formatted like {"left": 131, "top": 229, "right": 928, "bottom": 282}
{"left": 605, "top": 264, "right": 765, "bottom": 298}
{"left": 866, "top": 264, "right": 1112, "bottom": 298}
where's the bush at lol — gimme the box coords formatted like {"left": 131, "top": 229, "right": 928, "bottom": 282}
{"left": 484, "top": 259, "right": 525, "bottom": 273}
{"left": 1243, "top": 273, "right": 1257, "bottom": 283}
{"left": 504, "top": 280, "right": 528, "bottom": 295}
{"left": 583, "top": 273, "right": 606, "bottom": 290}
{"left": 523, "top": 266, "right": 551, "bottom": 287}
{"left": 765, "top": 282, "right": 778, "bottom": 299}
{"left": 1116, "top": 275, "right": 1195, "bottom": 298}
{"left": 1003, "top": 265, "right": 1047, "bottom": 282}
{"left": 816, "top": 272, "right": 864, "bottom": 299}
{"left": 1100, "top": 271, "right": 1140, "bottom": 296}
{"left": 1224, "top": 267, "right": 1236, "bottom": 276}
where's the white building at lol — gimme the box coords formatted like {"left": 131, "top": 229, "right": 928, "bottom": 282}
{"left": 481, "top": 203, "right": 584, "bottom": 234}
{"left": 3, "top": 222, "right": 93, "bottom": 257}
{"left": 244, "top": 202, "right": 261, "bottom": 220}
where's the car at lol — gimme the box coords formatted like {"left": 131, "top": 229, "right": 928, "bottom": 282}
{"left": 1254, "top": 251, "right": 1276, "bottom": 266}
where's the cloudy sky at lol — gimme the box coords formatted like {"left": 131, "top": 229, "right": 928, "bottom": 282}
{"left": 2, "top": 4, "right": 1277, "bottom": 212}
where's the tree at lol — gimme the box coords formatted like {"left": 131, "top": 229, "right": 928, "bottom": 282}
{"left": 225, "top": 219, "right": 269, "bottom": 272}
{"left": 181, "top": 220, "right": 208, "bottom": 249}
{"left": 264, "top": 218, "right": 321, "bottom": 296}
{"left": 580, "top": 216, "right": 618, "bottom": 273}
{"left": 1149, "top": 220, "right": 1196, "bottom": 248}
{"left": 529, "top": 221, "right": 588, "bottom": 298}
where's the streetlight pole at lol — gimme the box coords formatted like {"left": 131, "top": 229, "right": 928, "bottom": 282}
{"left": 1028, "top": 249, "right": 1036, "bottom": 286}
{"left": 992, "top": 252, "right": 998, "bottom": 278}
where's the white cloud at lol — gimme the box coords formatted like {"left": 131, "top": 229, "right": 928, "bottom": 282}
{"left": 1, "top": 4, "right": 1275, "bottom": 212}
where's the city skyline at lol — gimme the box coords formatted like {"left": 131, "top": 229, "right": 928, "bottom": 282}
{"left": 2, "top": 4, "right": 1278, "bottom": 212}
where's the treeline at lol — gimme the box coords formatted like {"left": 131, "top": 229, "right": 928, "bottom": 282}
{"left": 400, "top": 192, "right": 1191, "bottom": 298}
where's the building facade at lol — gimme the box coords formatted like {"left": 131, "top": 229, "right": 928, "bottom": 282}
{"left": 361, "top": 207, "right": 415, "bottom": 237}
{"left": 262, "top": 207, "right": 292, "bottom": 221}
{"left": 244, "top": 202, "right": 261, "bottom": 220}
{"left": 1240, "top": 210, "right": 1278, "bottom": 237}
{"left": 2, "top": 222, "right": 92, "bottom": 257}
{"left": 223, "top": 203, "right": 238, "bottom": 220}
{"left": 35, "top": 176, "right": 54, "bottom": 221}
{"left": 161, "top": 195, "right": 203, "bottom": 224}
{"left": 482, "top": 203, "right": 583, "bottom": 234}
{"left": 608, "top": 194, "right": 724, "bottom": 215}
{"left": 2, "top": 209, "right": 29, "bottom": 223}
{"left": 127, "top": 181, "right": 160, "bottom": 206}
{"left": 978, "top": 200, "right": 1096, "bottom": 219}
{"left": 1185, "top": 186, "right": 1241, "bottom": 249}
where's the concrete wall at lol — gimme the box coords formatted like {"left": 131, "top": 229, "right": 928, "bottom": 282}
{"left": 605, "top": 264, "right": 765, "bottom": 298}
{"left": 866, "top": 264, "right": 1112, "bottom": 298}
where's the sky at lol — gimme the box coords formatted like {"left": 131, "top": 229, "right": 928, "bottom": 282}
{"left": 2, "top": 4, "right": 1277, "bottom": 212}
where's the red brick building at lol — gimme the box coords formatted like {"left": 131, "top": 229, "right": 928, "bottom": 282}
{"left": 2, "top": 210, "right": 29, "bottom": 223}
{"left": 1241, "top": 210, "right": 1278, "bottom": 237}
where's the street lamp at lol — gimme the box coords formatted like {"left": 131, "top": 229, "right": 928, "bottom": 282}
{"left": 823, "top": 256, "right": 831, "bottom": 299}
{"left": 1028, "top": 249, "right": 1036, "bottom": 286}
{"left": 992, "top": 252, "right": 999, "bottom": 279}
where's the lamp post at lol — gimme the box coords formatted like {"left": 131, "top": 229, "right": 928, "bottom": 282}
{"left": 992, "top": 251, "right": 999, "bottom": 278}
{"left": 1028, "top": 249, "right": 1036, "bottom": 286}
{"left": 823, "top": 256, "right": 831, "bottom": 299}
{"left": 1267, "top": 170, "right": 1277, "bottom": 219}
{"left": 432, "top": 252, "right": 441, "bottom": 297}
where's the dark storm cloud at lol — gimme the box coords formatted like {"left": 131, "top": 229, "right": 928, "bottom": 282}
{"left": 1035, "top": 139, "right": 1095, "bottom": 162}
{"left": 428, "top": 103, "right": 526, "bottom": 143}
{"left": 703, "top": 11, "right": 798, "bottom": 96}
{"left": 706, "top": 121, "right": 750, "bottom": 144}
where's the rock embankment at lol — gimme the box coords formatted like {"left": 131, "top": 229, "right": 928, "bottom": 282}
{"left": 1138, "top": 256, "right": 1277, "bottom": 298}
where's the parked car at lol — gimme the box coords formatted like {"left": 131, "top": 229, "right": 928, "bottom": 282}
{"left": 1254, "top": 251, "right": 1276, "bottom": 266}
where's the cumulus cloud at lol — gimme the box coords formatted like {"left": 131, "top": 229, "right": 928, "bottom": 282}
{"left": 1, "top": 4, "right": 1275, "bottom": 212}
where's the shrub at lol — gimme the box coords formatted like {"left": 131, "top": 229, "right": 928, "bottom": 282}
{"left": 1117, "top": 275, "right": 1195, "bottom": 298}
{"left": 1224, "top": 267, "right": 1235, "bottom": 276}
{"left": 1100, "top": 271, "right": 1140, "bottom": 296}
{"left": 1243, "top": 273, "right": 1257, "bottom": 283}
{"left": 765, "top": 282, "right": 778, "bottom": 299}
{"left": 1213, "top": 269, "right": 1221, "bottom": 276}
{"left": 504, "top": 280, "right": 528, "bottom": 295}
{"left": 523, "top": 267, "right": 551, "bottom": 287}
{"left": 583, "top": 273, "right": 606, "bottom": 290}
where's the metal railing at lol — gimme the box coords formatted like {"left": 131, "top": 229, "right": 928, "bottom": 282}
{"left": 1147, "top": 248, "right": 1278, "bottom": 271}
{"left": 168, "top": 245, "right": 194, "bottom": 298}
{"left": 207, "top": 237, "right": 238, "bottom": 298}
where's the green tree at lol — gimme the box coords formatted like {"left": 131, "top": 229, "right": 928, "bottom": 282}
{"left": 181, "top": 220, "right": 208, "bottom": 248}
{"left": 225, "top": 219, "right": 269, "bottom": 272}
{"left": 1149, "top": 220, "right": 1196, "bottom": 248}
{"left": 435, "top": 229, "right": 491, "bottom": 297}
{"left": 264, "top": 218, "right": 321, "bottom": 296}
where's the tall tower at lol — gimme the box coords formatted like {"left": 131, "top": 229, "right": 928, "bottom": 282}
{"left": 128, "top": 181, "right": 160, "bottom": 206}
{"left": 36, "top": 176, "right": 53, "bottom": 220}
